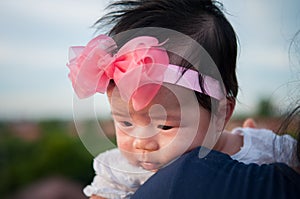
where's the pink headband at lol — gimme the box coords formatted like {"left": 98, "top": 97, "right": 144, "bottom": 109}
{"left": 67, "top": 35, "right": 224, "bottom": 110}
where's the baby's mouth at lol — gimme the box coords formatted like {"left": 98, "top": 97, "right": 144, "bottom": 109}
{"left": 138, "top": 161, "right": 160, "bottom": 171}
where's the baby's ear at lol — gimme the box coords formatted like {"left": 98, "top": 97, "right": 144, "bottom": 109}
{"left": 215, "top": 98, "right": 236, "bottom": 129}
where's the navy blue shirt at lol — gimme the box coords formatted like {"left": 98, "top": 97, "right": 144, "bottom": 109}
{"left": 132, "top": 147, "right": 300, "bottom": 199}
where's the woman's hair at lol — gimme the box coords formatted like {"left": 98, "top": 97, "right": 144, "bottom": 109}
{"left": 277, "top": 104, "right": 300, "bottom": 163}
{"left": 95, "top": 0, "right": 238, "bottom": 111}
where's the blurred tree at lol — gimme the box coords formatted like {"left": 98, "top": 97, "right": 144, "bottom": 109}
{"left": 255, "top": 98, "right": 277, "bottom": 117}
{"left": 0, "top": 120, "right": 112, "bottom": 199}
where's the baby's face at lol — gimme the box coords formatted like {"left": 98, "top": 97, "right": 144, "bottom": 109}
{"left": 108, "top": 83, "right": 211, "bottom": 171}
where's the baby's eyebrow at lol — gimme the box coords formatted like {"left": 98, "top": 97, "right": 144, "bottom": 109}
{"left": 149, "top": 113, "right": 181, "bottom": 121}
{"left": 110, "top": 111, "right": 129, "bottom": 117}
{"left": 111, "top": 110, "right": 181, "bottom": 121}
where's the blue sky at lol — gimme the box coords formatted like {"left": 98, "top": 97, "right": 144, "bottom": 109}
{"left": 0, "top": 0, "right": 299, "bottom": 120}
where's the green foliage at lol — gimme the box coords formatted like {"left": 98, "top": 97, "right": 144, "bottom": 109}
{"left": 255, "top": 98, "right": 277, "bottom": 117}
{"left": 0, "top": 120, "right": 113, "bottom": 198}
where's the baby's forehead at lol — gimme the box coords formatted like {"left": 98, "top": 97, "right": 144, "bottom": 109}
{"left": 109, "top": 83, "right": 197, "bottom": 113}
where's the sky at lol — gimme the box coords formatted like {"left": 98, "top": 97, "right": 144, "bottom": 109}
{"left": 0, "top": 0, "right": 300, "bottom": 120}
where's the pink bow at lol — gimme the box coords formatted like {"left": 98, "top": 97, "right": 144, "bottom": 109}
{"left": 67, "top": 35, "right": 169, "bottom": 110}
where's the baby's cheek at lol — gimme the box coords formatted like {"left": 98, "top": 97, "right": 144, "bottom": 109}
{"left": 115, "top": 130, "right": 138, "bottom": 166}
{"left": 116, "top": 130, "right": 134, "bottom": 151}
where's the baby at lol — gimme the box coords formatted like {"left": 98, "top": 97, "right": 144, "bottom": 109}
{"left": 66, "top": 0, "right": 299, "bottom": 198}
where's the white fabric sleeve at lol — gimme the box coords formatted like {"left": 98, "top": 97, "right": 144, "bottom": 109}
{"left": 230, "top": 127, "right": 299, "bottom": 167}
{"left": 83, "top": 148, "right": 154, "bottom": 199}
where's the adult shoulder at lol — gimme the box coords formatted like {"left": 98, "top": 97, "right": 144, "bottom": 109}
{"left": 132, "top": 147, "right": 300, "bottom": 199}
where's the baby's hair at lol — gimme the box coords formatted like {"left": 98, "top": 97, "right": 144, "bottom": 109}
{"left": 95, "top": 0, "right": 238, "bottom": 112}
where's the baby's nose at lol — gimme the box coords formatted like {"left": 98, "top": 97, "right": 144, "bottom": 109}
{"left": 133, "top": 137, "right": 159, "bottom": 151}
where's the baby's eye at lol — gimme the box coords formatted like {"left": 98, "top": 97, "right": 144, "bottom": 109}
{"left": 121, "top": 121, "right": 133, "bottom": 127}
{"left": 157, "top": 125, "right": 173, "bottom": 130}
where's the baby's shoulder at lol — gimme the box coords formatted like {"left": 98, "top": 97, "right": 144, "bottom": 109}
{"left": 93, "top": 148, "right": 154, "bottom": 188}
{"left": 93, "top": 148, "right": 127, "bottom": 172}
{"left": 93, "top": 148, "right": 154, "bottom": 175}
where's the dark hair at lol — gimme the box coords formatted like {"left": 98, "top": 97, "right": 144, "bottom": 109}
{"left": 278, "top": 31, "right": 300, "bottom": 164}
{"left": 95, "top": 0, "right": 238, "bottom": 111}
{"left": 277, "top": 104, "right": 300, "bottom": 163}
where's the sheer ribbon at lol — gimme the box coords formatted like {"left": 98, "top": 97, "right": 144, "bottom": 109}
{"left": 67, "top": 35, "right": 224, "bottom": 110}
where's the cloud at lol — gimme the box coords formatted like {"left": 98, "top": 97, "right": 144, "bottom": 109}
{"left": 0, "top": 0, "right": 110, "bottom": 27}
{"left": 0, "top": 0, "right": 113, "bottom": 71}
{"left": 238, "top": 46, "right": 290, "bottom": 70}
{"left": 0, "top": 85, "right": 111, "bottom": 120}
{"left": 0, "top": 40, "right": 65, "bottom": 70}
{"left": 221, "top": 0, "right": 300, "bottom": 114}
